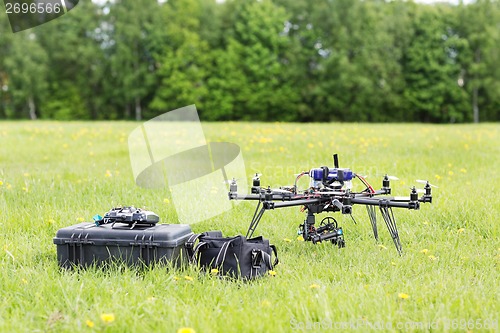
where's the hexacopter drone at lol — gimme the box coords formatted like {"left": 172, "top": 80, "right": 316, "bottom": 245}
{"left": 228, "top": 154, "right": 435, "bottom": 254}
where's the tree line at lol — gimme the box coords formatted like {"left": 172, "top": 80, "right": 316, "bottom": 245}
{"left": 0, "top": 0, "right": 499, "bottom": 122}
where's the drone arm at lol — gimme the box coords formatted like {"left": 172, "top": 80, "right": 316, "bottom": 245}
{"left": 229, "top": 193, "right": 263, "bottom": 201}
{"left": 269, "top": 198, "right": 323, "bottom": 209}
{"left": 351, "top": 197, "right": 420, "bottom": 209}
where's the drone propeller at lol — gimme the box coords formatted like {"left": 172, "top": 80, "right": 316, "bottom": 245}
{"left": 410, "top": 187, "right": 425, "bottom": 194}
{"left": 354, "top": 173, "right": 368, "bottom": 178}
{"left": 416, "top": 180, "right": 438, "bottom": 188}
{"left": 272, "top": 188, "right": 293, "bottom": 194}
{"left": 222, "top": 177, "right": 239, "bottom": 184}
{"left": 356, "top": 174, "right": 398, "bottom": 181}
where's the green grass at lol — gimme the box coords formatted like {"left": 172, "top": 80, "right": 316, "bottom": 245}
{"left": 0, "top": 121, "right": 499, "bottom": 332}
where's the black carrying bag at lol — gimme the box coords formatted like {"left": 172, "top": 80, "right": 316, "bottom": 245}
{"left": 185, "top": 231, "right": 278, "bottom": 279}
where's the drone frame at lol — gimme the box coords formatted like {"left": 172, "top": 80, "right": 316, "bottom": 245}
{"left": 228, "top": 154, "right": 433, "bottom": 254}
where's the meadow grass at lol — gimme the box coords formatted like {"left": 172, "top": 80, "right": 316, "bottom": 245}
{"left": 0, "top": 121, "right": 499, "bottom": 332}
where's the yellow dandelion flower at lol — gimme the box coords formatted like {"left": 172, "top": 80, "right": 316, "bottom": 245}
{"left": 378, "top": 244, "right": 387, "bottom": 250}
{"left": 428, "top": 255, "right": 438, "bottom": 261}
{"left": 173, "top": 276, "right": 181, "bottom": 281}
{"left": 100, "top": 313, "right": 115, "bottom": 324}
{"left": 283, "top": 238, "right": 292, "bottom": 243}
{"left": 268, "top": 270, "right": 277, "bottom": 277}
{"left": 177, "top": 327, "right": 196, "bottom": 333}
{"left": 457, "top": 228, "right": 465, "bottom": 233}
{"left": 391, "top": 262, "right": 396, "bottom": 266}
{"left": 297, "top": 236, "right": 304, "bottom": 242}
{"left": 309, "top": 284, "right": 320, "bottom": 289}
{"left": 86, "top": 320, "right": 95, "bottom": 328}
{"left": 307, "top": 143, "right": 314, "bottom": 149}
{"left": 77, "top": 217, "right": 85, "bottom": 222}
{"left": 210, "top": 268, "right": 219, "bottom": 275}
{"left": 448, "top": 170, "right": 454, "bottom": 176}
{"left": 460, "top": 168, "right": 467, "bottom": 173}
{"left": 22, "top": 186, "right": 29, "bottom": 193}
{"left": 435, "top": 174, "right": 441, "bottom": 181}
{"left": 105, "top": 170, "right": 112, "bottom": 177}
{"left": 398, "top": 293, "right": 410, "bottom": 300}
{"left": 163, "top": 198, "right": 170, "bottom": 205}
{"left": 279, "top": 146, "right": 285, "bottom": 152}
{"left": 62, "top": 143, "right": 69, "bottom": 149}
{"left": 21, "top": 278, "right": 28, "bottom": 284}
{"left": 23, "top": 172, "right": 30, "bottom": 177}
{"left": 420, "top": 249, "right": 429, "bottom": 254}
{"left": 6, "top": 183, "right": 12, "bottom": 190}
{"left": 261, "top": 300, "right": 271, "bottom": 307}
{"left": 464, "top": 144, "right": 469, "bottom": 150}
{"left": 184, "top": 275, "right": 194, "bottom": 281}
{"left": 0, "top": 180, "right": 3, "bottom": 186}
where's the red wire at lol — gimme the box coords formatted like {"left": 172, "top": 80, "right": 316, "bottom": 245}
{"left": 356, "top": 174, "right": 375, "bottom": 194}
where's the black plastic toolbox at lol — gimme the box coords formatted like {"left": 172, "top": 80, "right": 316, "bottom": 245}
{"left": 53, "top": 222, "right": 193, "bottom": 268}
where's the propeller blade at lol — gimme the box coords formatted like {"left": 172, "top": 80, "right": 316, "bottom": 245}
{"left": 222, "top": 178, "right": 239, "bottom": 184}
{"left": 272, "top": 188, "right": 293, "bottom": 194}
{"left": 416, "top": 180, "right": 438, "bottom": 188}
{"left": 387, "top": 175, "right": 399, "bottom": 181}
{"left": 408, "top": 187, "right": 424, "bottom": 193}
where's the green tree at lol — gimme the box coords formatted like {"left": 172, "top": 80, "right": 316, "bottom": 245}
{"left": 311, "top": 0, "right": 403, "bottom": 121}
{"left": 456, "top": 0, "right": 500, "bottom": 122}
{"left": 206, "top": 0, "right": 298, "bottom": 121}
{"left": 272, "top": 0, "right": 332, "bottom": 121}
{"left": 36, "top": 0, "right": 108, "bottom": 119}
{"left": 3, "top": 32, "right": 48, "bottom": 119}
{"left": 108, "top": 0, "right": 161, "bottom": 120}
{"left": 149, "top": 0, "right": 210, "bottom": 118}
{"left": 401, "top": 4, "right": 469, "bottom": 122}
{"left": 0, "top": 5, "right": 13, "bottom": 118}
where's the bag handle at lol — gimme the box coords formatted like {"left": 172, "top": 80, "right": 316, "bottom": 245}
{"left": 185, "top": 231, "right": 225, "bottom": 263}
{"left": 185, "top": 233, "right": 202, "bottom": 260}
{"left": 214, "top": 238, "right": 236, "bottom": 267}
{"left": 252, "top": 244, "right": 279, "bottom": 271}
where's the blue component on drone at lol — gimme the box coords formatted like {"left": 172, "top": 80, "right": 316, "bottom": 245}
{"left": 310, "top": 168, "right": 324, "bottom": 181}
{"left": 334, "top": 168, "right": 353, "bottom": 182}
{"left": 309, "top": 168, "right": 354, "bottom": 182}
